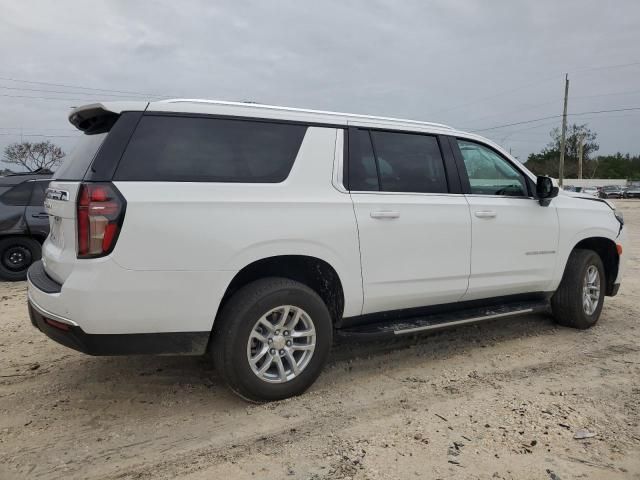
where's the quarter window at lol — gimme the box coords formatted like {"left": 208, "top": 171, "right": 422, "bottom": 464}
{"left": 457, "top": 140, "right": 528, "bottom": 196}
{"left": 114, "top": 116, "right": 307, "bottom": 182}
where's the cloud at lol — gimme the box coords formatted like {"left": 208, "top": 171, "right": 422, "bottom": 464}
{"left": 1, "top": 0, "right": 639, "bottom": 167}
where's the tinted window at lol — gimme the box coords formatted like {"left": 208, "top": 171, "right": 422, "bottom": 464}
{"left": 1, "top": 181, "right": 33, "bottom": 206}
{"left": 457, "top": 140, "right": 527, "bottom": 196}
{"left": 115, "top": 116, "right": 307, "bottom": 182}
{"left": 54, "top": 133, "right": 108, "bottom": 180}
{"left": 29, "top": 181, "right": 49, "bottom": 206}
{"left": 369, "top": 131, "right": 448, "bottom": 193}
{"left": 348, "top": 129, "right": 379, "bottom": 191}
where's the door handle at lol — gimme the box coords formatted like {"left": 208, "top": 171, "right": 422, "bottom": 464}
{"left": 32, "top": 213, "right": 49, "bottom": 219}
{"left": 474, "top": 210, "right": 497, "bottom": 218}
{"left": 370, "top": 210, "right": 400, "bottom": 219}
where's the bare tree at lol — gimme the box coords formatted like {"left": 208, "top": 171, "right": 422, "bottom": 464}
{"left": 3, "top": 141, "right": 65, "bottom": 172}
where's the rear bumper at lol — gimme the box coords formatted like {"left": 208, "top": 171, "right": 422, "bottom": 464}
{"left": 27, "top": 259, "right": 213, "bottom": 355}
{"left": 27, "top": 260, "right": 62, "bottom": 293}
{"left": 28, "top": 296, "right": 210, "bottom": 355}
{"left": 26, "top": 256, "right": 234, "bottom": 336}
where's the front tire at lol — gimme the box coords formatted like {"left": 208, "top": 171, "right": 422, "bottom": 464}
{"left": 0, "top": 236, "right": 41, "bottom": 281}
{"left": 211, "top": 277, "right": 333, "bottom": 402}
{"left": 551, "top": 249, "right": 605, "bottom": 329}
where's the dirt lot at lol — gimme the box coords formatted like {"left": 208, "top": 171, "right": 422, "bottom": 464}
{"left": 1, "top": 202, "right": 639, "bottom": 480}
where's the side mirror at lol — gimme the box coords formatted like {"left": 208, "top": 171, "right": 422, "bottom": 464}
{"left": 536, "top": 176, "right": 559, "bottom": 206}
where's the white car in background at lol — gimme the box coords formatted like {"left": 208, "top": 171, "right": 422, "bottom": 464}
{"left": 27, "top": 99, "right": 626, "bottom": 401}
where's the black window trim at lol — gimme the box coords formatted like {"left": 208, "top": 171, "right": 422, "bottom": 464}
{"left": 367, "top": 129, "right": 384, "bottom": 190}
{"left": 142, "top": 111, "right": 346, "bottom": 129}
{"left": 345, "top": 126, "right": 462, "bottom": 195}
{"left": 342, "top": 127, "right": 350, "bottom": 191}
{"left": 84, "top": 111, "right": 347, "bottom": 183}
{"left": 449, "top": 136, "right": 536, "bottom": 198}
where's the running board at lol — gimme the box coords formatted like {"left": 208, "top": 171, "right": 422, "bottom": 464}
{"left": 336, "top": 300, "right": 549, "bottom": 339}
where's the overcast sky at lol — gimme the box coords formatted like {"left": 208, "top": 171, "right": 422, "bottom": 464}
{"left": 1, "top": 0, "right": 639, "bottom": 169}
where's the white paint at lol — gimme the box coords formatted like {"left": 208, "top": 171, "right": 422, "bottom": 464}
{"left": 30, "top": 100, "right": 627, "bottom": 338}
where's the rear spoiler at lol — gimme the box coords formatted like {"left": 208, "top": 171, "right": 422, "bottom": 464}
{"left": 68, "top": 102, "right": 148, "bottom": 132}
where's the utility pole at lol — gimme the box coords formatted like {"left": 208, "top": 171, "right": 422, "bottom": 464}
{"left": 577, "top": 134, "right": 584, "bottom": 180}
{"left": 558, "top": 74, "right": 569, "bottom": 187}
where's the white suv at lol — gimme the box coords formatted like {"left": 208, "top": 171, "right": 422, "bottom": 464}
{"left": 27, "top": 100, "right": 626, "bottom": 401}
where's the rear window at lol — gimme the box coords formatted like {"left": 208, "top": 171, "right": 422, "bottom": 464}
{"left": 114, "top": 115, "right": 307, "bottom": 182}
{"left": 54, "top": 133, "right": 108, "bottom": 180}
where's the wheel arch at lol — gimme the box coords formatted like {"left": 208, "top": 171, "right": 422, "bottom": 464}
{"left": 218, "top": 255, "right": 346, "bottom": 326}
{"left": 571, "top": 236, "right": 619, "bottom": 296}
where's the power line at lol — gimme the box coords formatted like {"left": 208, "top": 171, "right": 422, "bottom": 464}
{"left": 572, "top": 88, "right": 640, "bottom": 100}
{"left": 0, "top": 126, "right": 75, "bottom": 131}
{"left": 471, "top": 107, "right": 640, "bottom": 132}
{"left": 0, "top": 85, "right": 153, "bottom": 99}
{"left": 570, "top": 60, "right": 640, "bottom": 74}
{"left": 459, "top": 98, "right": 562, "bottom": 127}
{"left": 431, "top": 73, "right": 563, "bottom": 116}
{"left": 0, "top": 75, "right": 164, "bottom": 97}
{"left": 0, "top": 93, "right": 148, "bottom": 102}
{"left": 0, "top": 132, "right": 79, "bottom": 138}
{"left": 462, "top": 88, "right": 640, "bottom": 126}
{"left": 433, "top": 61, "right": 640, "bottom": 117}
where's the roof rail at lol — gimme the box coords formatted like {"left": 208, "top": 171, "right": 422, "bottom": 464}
{"left": 156, "top": 99, "right": 453, "bottom": 130}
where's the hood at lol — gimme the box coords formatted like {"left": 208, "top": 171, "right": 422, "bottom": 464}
{"left": 561, "top": 189, "right": 615, "bottom": 209}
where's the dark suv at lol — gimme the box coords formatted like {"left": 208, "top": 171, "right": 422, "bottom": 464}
{"left": 0, "top": 172, "right": 51, "bottom": 280}
{"left": 599, "top": 185, "right": 624, "bottom": 199}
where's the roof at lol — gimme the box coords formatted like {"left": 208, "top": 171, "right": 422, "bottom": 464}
{"left": 65, "top": 99, "right": 532, "bottom": 178}
{"left": 68, "top": 99, "right": 453, "bottom": 132}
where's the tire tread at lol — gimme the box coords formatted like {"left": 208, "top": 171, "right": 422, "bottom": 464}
{"left": 211, "top": 277, "right": 331, "bottom": 402}
{"left": 551, "top": 248, "right": 604, "bottom": 329}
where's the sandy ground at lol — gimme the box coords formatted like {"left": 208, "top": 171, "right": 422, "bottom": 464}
{"left": 1, "top": 202, "right": 639, "bottom": 480}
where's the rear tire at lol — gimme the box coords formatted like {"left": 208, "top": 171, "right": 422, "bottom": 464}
{"left": 551, "top": 249, "right": 605, "bottom": 329}
{"left": 211, "top": 277, "right": 333, "bottom": 402}
{"left": 0, "top": 237, "right": 41, "bottom": 281}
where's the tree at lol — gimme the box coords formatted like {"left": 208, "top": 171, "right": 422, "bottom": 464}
{"left": 525, "top": 124, "right": 599, "bottom": 178}
{"left": 3, "top": 141, "right": 65, "bottom": 172}
{"left": 591, "top": 152, "right": 640, "bottom": 179}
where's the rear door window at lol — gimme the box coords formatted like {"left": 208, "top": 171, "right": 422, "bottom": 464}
{"left": 114, "top": 115, "right": 307, "bottom": 182}
{"left": 369, "top": 130, "right": 448, "bottom": 193}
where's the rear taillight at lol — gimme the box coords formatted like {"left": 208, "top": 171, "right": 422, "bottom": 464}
{"left": 77, "top": 183, "right": 126, "bottom": 258}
